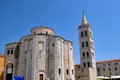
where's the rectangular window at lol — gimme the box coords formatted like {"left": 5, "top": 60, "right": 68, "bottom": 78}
{"left": 115, "top": 67, "right": 117, "bottom": 71}
{"left": 103, "top": 64, "right": 106, "bottom": 66}
{"left": 114, "top": 63, "right": 118, "bottom": 65}
{"left": 109, "top": 68, "right": 111, "bottom": 71}
{"left": 109, "top": 72, "right": 111, "bottom": 75}
{"left": 52, "top": 43, "right": 54, "bottom": 47}
{"left": 108, "top": 63, "right": 111, "bottom": 65}
{"left": 97, "top": 68, "right": 100, "bottom": 72}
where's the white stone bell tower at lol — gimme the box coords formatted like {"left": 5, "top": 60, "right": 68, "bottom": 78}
{"left": 78, "top": 12, "right": 96, "bottom": 80}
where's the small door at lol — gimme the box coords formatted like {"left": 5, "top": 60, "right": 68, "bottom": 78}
{"left": 39, "top": 74, "right": 43, "bottom": 80}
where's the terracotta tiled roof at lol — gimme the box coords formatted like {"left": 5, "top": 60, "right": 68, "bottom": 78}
{"left": 75, "top": 64, "right": 80, "bottom": 66}
{"left": 75, "top": 59, "right": 120, "bottom": 66}
{"left": 0, "top": 54, "right": 5, "bottom": 57}
{"left": 96, "top": 59, "right": 120, "bottom": 64}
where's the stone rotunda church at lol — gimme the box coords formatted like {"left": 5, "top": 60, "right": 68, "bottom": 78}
{"left": 4, "top": 27, "right": 75, "bottom": 80}
{"left": 4, "top": 12, "right": 97, "bottom": 80}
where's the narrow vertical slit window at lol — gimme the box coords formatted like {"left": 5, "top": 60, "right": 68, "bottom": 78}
{"left": 83, "top": 62, "right": 86, "bottom": 68}
{"left": 83, "top": 52, "right": 85, "bottom": 58}
{"left": 88, "top": 62, "right": 90, "bottom": 67}
{"left": 81, "top": 32, "right": 84, "bottom": 37}
{"left": 59, "top": 68, "right": 61, "bottom": 74}
{"left": 97, "top": 68, "right": 100, "bottom": 72}
{"left": 82, "top": 42, "right": 84, "bottom": 48}
{"left": 66, "top": 69, "right": 69, "bottom": 75}
{"left": 46, "top": 31, "right": 48, "bottom": 35}
{"left": 103, "top": 68, "right": 105, "bottom": 71}
{"left": 109, "top": 68, "right": 111, "bottom": 71}
{"left": 52, "top": 43, "right": 54, "bottom": 47}
{"left": 85, "top": 31, "right": 88, "bottom": 36}
{"left": 11, "top": 50, "right": 13, "bottom": 54}
{"left": 86, "top": 51, "right": 89, "bottom": 57}
{"left": 72, "top": 69, "right": 74, "bottom": 75}
{"left": 7, "top": 50, "right": 10, "bottom": 55}
{"left": 86, "top": 41, "right": 89, "bottom": 47}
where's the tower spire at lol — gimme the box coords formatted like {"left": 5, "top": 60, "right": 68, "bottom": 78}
{"left": 81, "top": 11, "right": 88, "bottom": 25}
{"left": 78, "top": 12, "right": 97, "bottom": 80}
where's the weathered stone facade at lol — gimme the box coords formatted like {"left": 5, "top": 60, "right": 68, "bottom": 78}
{"left": 78, "top": 13, "right": 96, "bottom": 80}
{"left": 75, "top": 59, "right": 120, "bottom": 80}
{"left": 96, "top": 59, "right": 120, "bottom": 79}
{"left": 4, "top": 26, "right": 75, "bottom": 80}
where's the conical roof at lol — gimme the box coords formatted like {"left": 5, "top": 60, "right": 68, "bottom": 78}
{"left": 81, "top": 11, "right": 88, "bottom": 25}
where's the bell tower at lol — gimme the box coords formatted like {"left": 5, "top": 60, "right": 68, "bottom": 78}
{"left": 78, "top": 12, "right": 96, "bottom": 80}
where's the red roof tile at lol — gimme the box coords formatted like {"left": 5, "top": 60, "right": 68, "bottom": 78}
{"left": 96, "top": 59, "right": 120, "bottom": 64}
{"left": 75, "top": 59, "right": 120, "bottom": 66}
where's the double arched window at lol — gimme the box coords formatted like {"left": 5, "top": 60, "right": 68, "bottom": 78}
{"left": 83, "top": 62, "right": 91, "bottom": 68}
{"left": 82, "top": 51, "right": 89, "bottom": 58}
{"left": 7, "top": 49, "right": 14, "bottom": 55}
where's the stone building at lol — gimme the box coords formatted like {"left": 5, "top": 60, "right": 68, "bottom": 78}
{"left": 75, "top": 59, "right": 120, "bottom": 80}
{"left": 96, "top": 59, "right": 120, "bottom": 80}
{"left": 4, "top": 27, "right": 75, "bottom": 80}
{"left": 0, "top": 54, "right": 5, "bottom": 80}
{"left": 78, "top": 12, "right": 96, "bottom": 80}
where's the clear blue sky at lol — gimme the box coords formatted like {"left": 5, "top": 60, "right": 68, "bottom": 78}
{"left": 0, "top": 0, "right": 120, "bottom": 64}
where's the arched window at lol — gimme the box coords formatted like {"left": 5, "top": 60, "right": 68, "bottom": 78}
{"left": 11, "top": 50, "right": 13, "bottom": 54}
{"left": 103, "top": 68, "right": 105, "bottom": 71}
{"left": 97, "top": 68, "right": 100, "bottom": 72}
{"left": 7, "top": 50, "right": 10, "bottom": 55}
{"left": 87, "top": 62, "right": 90, "bottom": 67}
{"left": 82, "top": 42, "right": 84, "bottom": 48}
{"left": 52, "top": 43, "right": 54, "bottom": 47}
{"left": 83, "top": 52, "right": 85, "bottom": 58}
{"left": 109, "top": 68, "right": 111, "bottom": 71}
{"left": 81, "top": 32, "right": 84, "bottom": 37}
{"left": 46, "top": 31, "right": 48, "bottom": 35}
{"left": 66, "top": 69, "right": 69, "bottom": 75}
{"left": 86, "top": 41, "right": 89, "bottom": 47}
{"left": 58, "top": 68, "right": 61, "bottom": 74}
{"left": 72, "top": 69, "right": 74, "bottom": 75}
{"left": 115, "top": 67, "right": 117, "bottom": 71}
{"left": 85, "top": 31, "right": 88, "bottom": 36}
{"left": 86, "top": 51, "right": 89, "bottom": 57}
{"left": 83, "top": 62, "right": 86, "bottom": 68}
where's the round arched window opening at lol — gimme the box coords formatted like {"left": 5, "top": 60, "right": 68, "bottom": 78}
{"left": 83, "top": 62, "right": 86, "bottom": 68}
{"left": 11, "top": 50, "right": 14, "bottom": 54}
{"left": 86, "top": 51, "right": 89, "bottom": 57}
{"left": 7, "top": 50, "right": 10, "bottom": 55}
{"left": 46, "top": 31, "right": 48, "bottom": 35}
